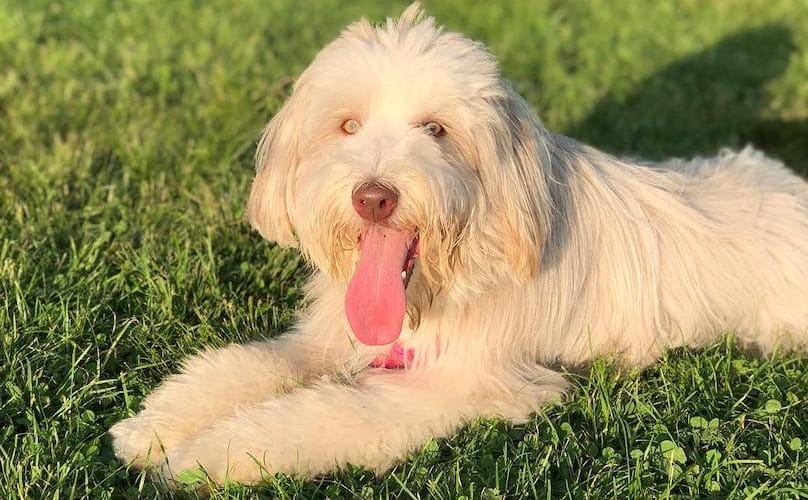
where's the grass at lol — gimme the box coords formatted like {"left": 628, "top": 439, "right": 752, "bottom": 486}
{"left": 1, "top": 0, "right": 807, "bottom": 497}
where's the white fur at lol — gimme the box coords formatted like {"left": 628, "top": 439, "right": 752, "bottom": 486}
{"left": 110, "top": 3, "right": 808, "bottom": 486}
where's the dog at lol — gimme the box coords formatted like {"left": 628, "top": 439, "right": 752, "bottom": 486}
{"left": 110, "top": 3, "right": 808, "bottom": 486}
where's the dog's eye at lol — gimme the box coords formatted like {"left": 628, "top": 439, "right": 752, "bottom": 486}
{"left": 422, "top": 121, "right": 445, "bottom": 137}
{"left": 341, "top": 119, "right": 361, "bottom": 135}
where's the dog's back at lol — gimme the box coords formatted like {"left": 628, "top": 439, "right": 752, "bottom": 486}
{"left": 644, "top": 147, "right": 808, "bottom": 353}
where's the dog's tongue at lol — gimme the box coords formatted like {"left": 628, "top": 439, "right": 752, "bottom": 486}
{"left": 345, "top": 226, "right": 410, "bottom": 345}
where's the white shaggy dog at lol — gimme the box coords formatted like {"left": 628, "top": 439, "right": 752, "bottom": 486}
{"left": 111, "top": 3, "right": 808, "bottom": 486}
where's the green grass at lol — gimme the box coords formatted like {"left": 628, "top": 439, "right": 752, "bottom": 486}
{"left": 1, "top": 0, "right": 807, "bottom": 498}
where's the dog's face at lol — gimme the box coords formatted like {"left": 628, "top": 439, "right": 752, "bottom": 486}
{"left": 248, "top": 4, "right": 553, "bottom": 345}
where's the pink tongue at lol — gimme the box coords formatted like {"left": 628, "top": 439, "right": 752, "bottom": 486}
{"left": 345, "top": 226, "right": 410, "bottom": 345}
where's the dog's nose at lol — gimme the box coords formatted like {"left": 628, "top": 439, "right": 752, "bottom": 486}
{"left": 352, "top": 183, "right": 399, "bottom": 222}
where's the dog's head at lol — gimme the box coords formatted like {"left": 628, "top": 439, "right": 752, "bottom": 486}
{"left": 248, "top": 3, "right": 553, "bottom": 345}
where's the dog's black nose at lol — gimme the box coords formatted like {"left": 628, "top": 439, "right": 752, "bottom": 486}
{"left": 352, "top": 183, "right": 399, "bottom": 222}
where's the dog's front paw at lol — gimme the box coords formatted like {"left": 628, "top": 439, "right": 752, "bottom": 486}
{"left": 158, "top": 440, "right": 262, "bottom": 486}
{"left": 109, "top": 412, "right": 181, "bottom": 469}
{"left": 157, "top": 423, "right": 292, "bottom": 486}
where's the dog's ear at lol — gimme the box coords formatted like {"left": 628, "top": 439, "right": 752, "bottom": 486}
{"left": 247, "top": 95, "right": 301, "bottom": 247}
{"left": 475, "top": 88, "right": 553, "bottom": 281}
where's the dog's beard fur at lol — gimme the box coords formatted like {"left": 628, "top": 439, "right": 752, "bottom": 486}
{"left": 292, "top": 144, "right": 476, "bottom": 326}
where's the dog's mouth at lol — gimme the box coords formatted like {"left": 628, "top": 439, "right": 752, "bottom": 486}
{"left": 344, "top": 225, "right": 419, "bottom": 346}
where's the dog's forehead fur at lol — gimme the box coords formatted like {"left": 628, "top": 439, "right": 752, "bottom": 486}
{"left": 296, "top": 4, "right": 505, "bottom": 126}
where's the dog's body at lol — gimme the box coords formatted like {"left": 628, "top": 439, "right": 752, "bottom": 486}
{"left": 111, "top": 4, "right": 808, "bottom": 485}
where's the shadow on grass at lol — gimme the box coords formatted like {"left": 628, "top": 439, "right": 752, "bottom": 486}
{"left": 570, "top": 23, "right": 807, "bottom": 174}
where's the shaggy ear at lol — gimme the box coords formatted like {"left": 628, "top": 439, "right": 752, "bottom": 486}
{"left": 246, "top": 97, "right": 301, "bottom": 247}
{"left": 476, "top": 88, "right": 553, "bottom": 281}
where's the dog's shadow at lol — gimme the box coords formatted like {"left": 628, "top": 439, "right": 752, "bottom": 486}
{"left": 569, "top": 24, "right": 807, "bottom": 175}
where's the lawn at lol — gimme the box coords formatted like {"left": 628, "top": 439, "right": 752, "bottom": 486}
{"left": 1, "top": 0, "right": 807, "bottom": 498}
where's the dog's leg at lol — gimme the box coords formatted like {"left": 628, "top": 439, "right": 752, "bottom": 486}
{"left": 110, "top": 327, "right": 353, "bottom": 469}
{"left": 158, "top": 365, "right": 568, "bottom": 485}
